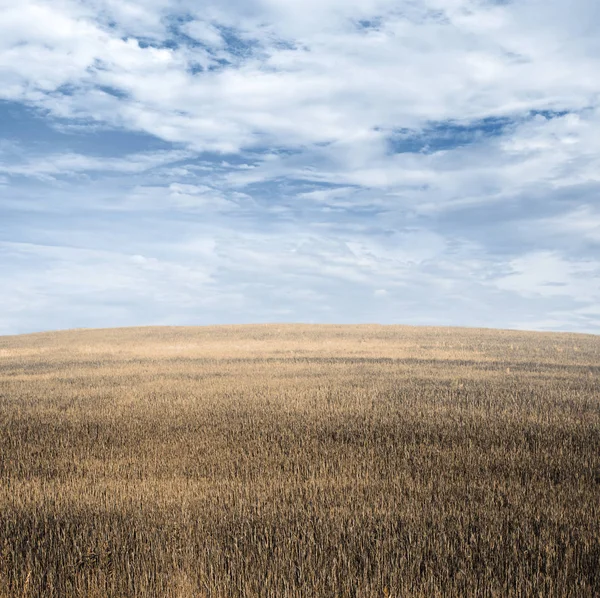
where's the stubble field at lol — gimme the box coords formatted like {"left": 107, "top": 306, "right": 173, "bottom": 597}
{"left": 0, "top": 324, "right": 599, "bottom": 597}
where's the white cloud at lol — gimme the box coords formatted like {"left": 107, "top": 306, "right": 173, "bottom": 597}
{"left": 493, "top": 252, "right": 600, "bottom": 302}
{"left": 122, "top": 183, "right": 247, "bottom": 212}
{"left": 182, "top": 20, "right": 225, "bottom": 48}
{"left": 533, "top": 205, "right": 600, "bottom": 244}
{"left": 0, "top": 149, "right": 191, "bottom": 179}
{"left": 4, "top": 0, "right": 600, "bottom": 153}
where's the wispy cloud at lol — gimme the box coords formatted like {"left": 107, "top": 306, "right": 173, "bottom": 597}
{"left": 0, "top": 149, "right": 191, "bottom": 180}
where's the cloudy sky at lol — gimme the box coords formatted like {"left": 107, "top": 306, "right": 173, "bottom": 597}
{"left": 1, "top": 0, "right": 599, "bottom": 335}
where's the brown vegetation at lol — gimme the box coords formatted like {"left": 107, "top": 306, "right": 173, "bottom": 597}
{"left": 0, "top": 324, "right": 599, "bottom": 597}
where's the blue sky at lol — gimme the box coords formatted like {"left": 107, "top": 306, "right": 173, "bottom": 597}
{"left": 1, "top": 0, "right": 599, "bottom": 335}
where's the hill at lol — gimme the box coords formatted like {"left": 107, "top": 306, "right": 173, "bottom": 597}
{"left": 1, "top": 325, "right": 599, "bottom": 597}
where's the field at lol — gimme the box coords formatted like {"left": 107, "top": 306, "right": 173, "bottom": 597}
{"left": 0, "top": 324, "right": 599, "bottom": 597}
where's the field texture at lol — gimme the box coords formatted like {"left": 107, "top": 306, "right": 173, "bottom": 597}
{"left": 0, "top": 325, "right": 599, "bottom": 597}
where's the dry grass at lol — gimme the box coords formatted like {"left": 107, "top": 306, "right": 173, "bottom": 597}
{"left": 0, "top": 324, "right": 599, "bottom": 597}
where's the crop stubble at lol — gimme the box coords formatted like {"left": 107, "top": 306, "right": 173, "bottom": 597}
{"left": 0, "top": 325, "right": 599, "bottom": 597}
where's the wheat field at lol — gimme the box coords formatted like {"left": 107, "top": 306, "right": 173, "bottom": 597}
{"left": 0, "top": 324, "right": 599, "bottom": 597}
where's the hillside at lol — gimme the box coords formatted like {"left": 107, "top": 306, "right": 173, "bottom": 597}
{"left": 1, "top": 325, "right": 599, "bottom": 597}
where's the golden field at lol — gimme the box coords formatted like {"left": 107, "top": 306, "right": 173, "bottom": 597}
{"left": 0, "top": 324, "right": 599, "bottom": 597}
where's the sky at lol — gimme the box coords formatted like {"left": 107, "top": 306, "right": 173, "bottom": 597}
{"left": 1, "top": 0, "right": 599, "bottom": 335}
